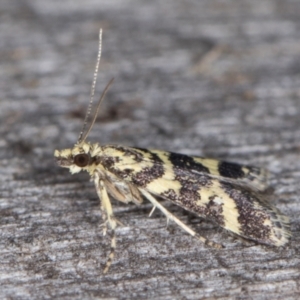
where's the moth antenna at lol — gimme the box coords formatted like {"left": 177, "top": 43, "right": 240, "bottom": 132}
{"left": 80, "top": 77, "right": 114, "bottom": 143}
{"left": 78, "top": 28, "right": 103, "bottom": 143}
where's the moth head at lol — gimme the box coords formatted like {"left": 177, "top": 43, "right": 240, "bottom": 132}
{"left": 54, "top": 76, "right": 113, "bottom": 174}
{"left": 54, "top": 143, "right": 94, "bottom": 174}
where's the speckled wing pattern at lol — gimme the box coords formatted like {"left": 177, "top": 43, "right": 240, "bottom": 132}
{"left": 54, "top": 28, "right": 291, "bottom": 274}
{"left": 55, "top": 141, "right": 291, "bottom": 273}
{"left": 98, "top": 145, "right": 291, "bottom": 247}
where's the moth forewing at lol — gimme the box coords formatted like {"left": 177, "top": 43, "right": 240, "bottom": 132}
{"left": 54, "top": 30, "right": 291, "bottom": 274}
{"left": 92, "top": 146, "right": 291, "bottom": 247}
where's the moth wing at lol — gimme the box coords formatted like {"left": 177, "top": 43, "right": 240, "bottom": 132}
{"left": 132, "top": 148, "right": 269, "bottom": 192}
{"left": 102, "top": 146, "right": 290, "bottom": 246}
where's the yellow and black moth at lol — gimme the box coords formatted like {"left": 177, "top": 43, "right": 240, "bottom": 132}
{"left": 54, "top": 30, "right": 291, "bottom": 273}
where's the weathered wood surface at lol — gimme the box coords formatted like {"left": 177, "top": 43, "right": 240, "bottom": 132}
{"left": 1, "top": 0, "right": 300, "bottom": 299}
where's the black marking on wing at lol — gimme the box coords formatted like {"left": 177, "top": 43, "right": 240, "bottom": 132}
{"left": 160, "top": 188, "right": 225, "bottom": 227}
{"left": 156, "top": 152, "right": 224, "bottom": 225}
{"left": 131, "top": 151, "right": 165, "bottom": 187}
{"left": 103, "top": 147, "right": 165, "bottom": 187}
{"left": 220, "top": 181, "right": 270, "bottom": 242}
{"left": 120, "top": 146, "right": 145, "bottom": 162}
{"left": 218, "top": 161, "right": 269, "bottom": 192}
{"left": 168, "top": 152, "right": 210, "bottom": 174}
{"left": 218, "top": 161, "right": 245, "bottom": 179}
{"left": 220, "top": 181, "right": 289, "bottom": 246}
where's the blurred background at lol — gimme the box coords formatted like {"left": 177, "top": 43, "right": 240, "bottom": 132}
{"left": 1, "top": 1, "right": 300, "bottom": 299}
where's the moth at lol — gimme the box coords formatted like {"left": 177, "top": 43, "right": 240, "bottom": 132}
{"left": 54, "top": 30, "right": 291, "bottom": 273}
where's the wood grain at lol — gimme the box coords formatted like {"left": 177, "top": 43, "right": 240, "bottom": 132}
{"left": 1, "top": 0, "right": 300, "bottom": 299}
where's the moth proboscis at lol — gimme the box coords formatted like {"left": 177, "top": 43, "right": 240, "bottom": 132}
{"left": 54, "top": 29, "right": 291, "bottom": 274}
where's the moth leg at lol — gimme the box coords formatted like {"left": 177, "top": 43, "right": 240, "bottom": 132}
{"left": 140, "top": 189, "right": 222, "bottom": 249}
{"left": 94, "top": 173, "right": 117, "bottom": 274}
{"left": 149, "top": 206, "right": 169, "bottom": 227}
{"left": 99, "top": 220, "right": 108, "bottom": 236}
{"left": 148, "top": 206, "right": 156, "bottom": 217}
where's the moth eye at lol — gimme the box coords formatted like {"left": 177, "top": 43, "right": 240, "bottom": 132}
{"left": 74, "top": 153, "right": 90, "bottom": 167}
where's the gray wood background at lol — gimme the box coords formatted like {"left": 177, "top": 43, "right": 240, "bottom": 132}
{"left": 1, "top": 0, "right": 300, "bottom": 299}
